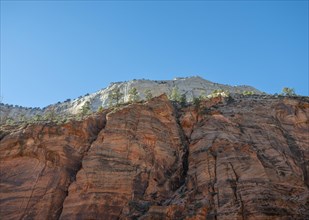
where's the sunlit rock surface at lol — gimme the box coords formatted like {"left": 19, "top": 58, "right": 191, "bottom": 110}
{"left": 1, "top": 94, "right": 308, "bottom": 219}
{"left": 0, "top": 76, "right": 261, "bottom": 122}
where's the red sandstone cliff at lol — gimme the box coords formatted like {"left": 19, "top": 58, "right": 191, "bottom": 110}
{"left": 0, "top": 95, "right": 308, "bottom": 219}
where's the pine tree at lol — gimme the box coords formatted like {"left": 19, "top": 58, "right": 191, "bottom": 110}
{"left": 193, "top": 97, "right": 201, "bottom": 111}
{"left": 45, "top": 107, "right": 56, "bottom": 121}
{"left": 80, "top": 101, "right": 91, "bottom": 116}
{"left": 33, "top": 114, "right": 43, "bottom": 122}
{"left": 108, "top": 87, "right": 123, "bottom": 107}
{"left": 180, "top": 94, "right": 187, "bottom": 107}
{"left": 144, "top": 89, "right": 153, "bottom": 100}
{"left": 97, "top": 106, "right": 104, "bottom": 113}
{"left": 169, "top": 86, "right": 181, "bottom": 102}
{"left": 199, "top": 91, "right": 207, "bottom": 100}
{"left": 128, "top": 87, "right": 140, "bottom": 103}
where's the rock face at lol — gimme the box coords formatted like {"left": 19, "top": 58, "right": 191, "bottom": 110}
{"left": 0, "top": 76, "right": 262, "bottom": 123}
{"left": 179, "top": 96, "right": 309, "bottom": 219}
{"left": 1, "top": 94, "right": 308, "bottom": 219}
{"left": 0, "top": 114, "right": 106, "bottom": 220}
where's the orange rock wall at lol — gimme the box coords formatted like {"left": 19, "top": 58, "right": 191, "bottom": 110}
{"left": 1, "top": 95, "right": 308, "bottom": 219}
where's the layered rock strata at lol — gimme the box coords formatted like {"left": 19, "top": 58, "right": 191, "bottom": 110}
{"left": 0, "top": 94, "right": 308, "bottom": 219}
{"left": 0, "top": 114, "right": 106, "bottom": 219}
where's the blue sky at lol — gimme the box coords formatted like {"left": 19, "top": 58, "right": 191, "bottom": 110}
{"left": 1, "top": 0, "right": 308, "bottom": 107}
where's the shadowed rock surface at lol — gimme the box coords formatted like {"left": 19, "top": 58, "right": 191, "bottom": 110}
{"left": 1, "top": 94, "right": 308, "bottom": 219}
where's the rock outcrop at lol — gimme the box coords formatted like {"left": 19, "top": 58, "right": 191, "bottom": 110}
{"left": 1, "top": 94, "right": 308, "bottom": 219}
{"left": 0, "top": 76, "right": 262, "bottom": 123}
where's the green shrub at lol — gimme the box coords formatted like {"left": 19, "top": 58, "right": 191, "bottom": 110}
{"left": 243, "top": 90, "right": 254, "bottom": 95}
{"left": 209, "top": 89, "right": 230, "bottom": 98}
{"left": 281, "top": 87, "right": 296, "bottom": 96}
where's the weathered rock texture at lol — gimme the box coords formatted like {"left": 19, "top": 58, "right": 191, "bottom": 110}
{"left": 1, "top": 94, "right": 308, "bottom": 219}
{"left": 0, "top": 114, "right": 106, "bottom": 219}
{"left": 0, "top": 76, "right": 262, "bottom": 123}
{"left": 179, "top": 95, "right": 309, "bottom": 220}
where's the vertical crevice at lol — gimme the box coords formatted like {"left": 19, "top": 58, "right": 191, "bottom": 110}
{"left": 214, "top": 154, "right": 218, "bottom": 198}
{"left": 212, "top": 152, "right": 218, "bottom": 220}
{"left": 172, "top": 103, "right": 190, "bottom": 189}
{"left": 229, "top": 162, "right": 245, "bottom": 220}
{"left": 56, "top": 113, "right": 108, "bottom": 220}
{"left": 20, "top": 163, "right": 46, "bottom": 220}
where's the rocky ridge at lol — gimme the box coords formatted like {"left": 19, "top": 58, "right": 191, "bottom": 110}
{"left": 0, "top": 76, "right": 261, "bottom": 123}
{"left": 0, "top": 94, "right": 308, "bottom": 219}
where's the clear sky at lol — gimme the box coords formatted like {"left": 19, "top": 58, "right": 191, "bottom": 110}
{"left": 1, "top": 0, "right": 308, "bottom": 107}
